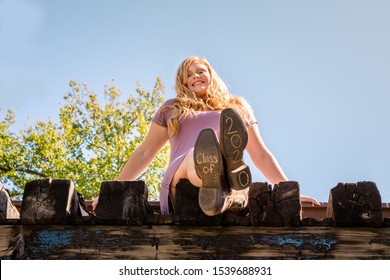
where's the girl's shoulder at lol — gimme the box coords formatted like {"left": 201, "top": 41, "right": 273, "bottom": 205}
{"left": 153, "top": 98, "right": 176, "bottom": 126}
{"left": 157, "top": 98, "right": 176, "bottom": 116}
{"left": 161, "top": 98, "right": 176, "bottom": 107}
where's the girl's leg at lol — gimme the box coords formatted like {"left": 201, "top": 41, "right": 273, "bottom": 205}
{"left": 170, "top": 149, "right": 202, "bottom": 206}
{"left": 171, "top": 148, "right": 202, "bottom": 188}
{"left": 170, "top": 128, "right": 248, "bottom": 216}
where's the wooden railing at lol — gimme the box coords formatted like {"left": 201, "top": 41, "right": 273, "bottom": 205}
{"left": 1, "top": 179, "right": 389, "bottom": 260}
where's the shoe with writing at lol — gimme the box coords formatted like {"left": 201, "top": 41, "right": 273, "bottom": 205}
{"left": 194, "top": 128, "right": 228, "bottom": 216}
{"left": 220, "top": 108, "right": 252, "bottom": 190}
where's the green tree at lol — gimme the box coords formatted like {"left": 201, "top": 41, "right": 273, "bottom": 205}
{"left": 0, "top": 78, "right": 169, "bottom": 200}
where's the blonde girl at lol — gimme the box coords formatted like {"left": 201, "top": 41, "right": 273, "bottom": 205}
{"left": 93, "top": 56, "right": 319, "bottom": 215}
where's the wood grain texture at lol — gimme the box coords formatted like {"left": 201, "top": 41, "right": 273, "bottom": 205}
{"left": 326, "top": 181, "right": 382, "bottom": 226}
{"left": 249, "top": 181, "right": 301, "bottom": 226}
{"left": 174, "top": 179, "right": 222, "bottom": 226}
{"left": 20, "top": 179, "right": 82, "bottom": 224}
{"left": 0, "top": 183, "right": 20, "bottom": 221}
{"left": 1, "top": 225, "right": 389, "bottom": 260}
{"left": 95, "top": 180, "right": 153, "bottom": 225}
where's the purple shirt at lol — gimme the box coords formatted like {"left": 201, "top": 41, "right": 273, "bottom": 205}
{"left": 152, "top": 98, "right": 257, "bottom": 214}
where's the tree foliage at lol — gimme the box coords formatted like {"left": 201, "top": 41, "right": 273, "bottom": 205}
{"left": 0, "top": 78, "right": 169, "bottom": 200}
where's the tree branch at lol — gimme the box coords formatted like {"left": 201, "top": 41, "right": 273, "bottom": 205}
{"left": 0, "top": 165, "right": 48, "bottom": 178}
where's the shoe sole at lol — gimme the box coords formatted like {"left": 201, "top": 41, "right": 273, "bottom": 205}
{"left": 194, "top": 128, "right": 225, "bottom": 216}
{"left": 220, "top": 108, "right": 252, "bottom": 190}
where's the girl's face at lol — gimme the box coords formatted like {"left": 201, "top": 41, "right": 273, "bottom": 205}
{"left": 186, "top": 61, "right": 210, "bottom": 98}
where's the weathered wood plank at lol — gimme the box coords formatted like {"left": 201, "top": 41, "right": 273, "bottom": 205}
{"left": 174, "top": 179, "right": 222, "bottom": 226}
{"left": 0, "top": 225, "right": 24, "bottom": 259}
{"left": 1, "top": 225, "right": 389, "bottom": 260}
{"left": 5, "top": 178, "right": 390, "bottom": 227}
{"left": 326, "top": 181, "right": 382, "bottom": 227}
{"left": 95, "top": 180, "right": 153, "bottom": 225}
{"left": 175, "top": 180, "right": 301, "bottom": 226}
{"left": 0, "top": 183, "right": 20, "bottom": 222}
{"left": 174, "top": 179, "right": 251, "bottom": 226}
{"left": 20, "top": 179, "right": 84, "bottom": 224}
{"left": 249, "top": 181, "right": 301, "bottom": 226}
{"left": 248, "top": 182, "right": 272, "bottom": 225}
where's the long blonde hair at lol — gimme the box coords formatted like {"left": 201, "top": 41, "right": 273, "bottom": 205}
{"left": 165, "top": 56, "right": 252, "bottom": 137}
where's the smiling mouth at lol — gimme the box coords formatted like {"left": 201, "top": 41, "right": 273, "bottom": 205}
{"left": 192, "top": 81, "right": 204, "bottom": 86}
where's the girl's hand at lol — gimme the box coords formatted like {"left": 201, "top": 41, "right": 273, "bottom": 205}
{"left": 92, "top": 196, "right": 99, "bottom": 211}
{"left": 300, "top": 195, "right": 321, "bottom": 206}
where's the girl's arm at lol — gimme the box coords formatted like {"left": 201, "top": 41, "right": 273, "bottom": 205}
{"left": 92, "top": 122, "right": 168, "bottom": 210}
{"left": 117, "top": 122, "right": 168, "bottom": 180}
{"left": 245, "top": 124, "right": 320, "bottom": 205}
{"left": 245, "top": 124, "right": 288, "bottom": 184}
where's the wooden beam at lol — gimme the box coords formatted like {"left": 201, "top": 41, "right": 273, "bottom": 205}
{"left": 95, "top": 180, "right": 153, "bottom": 225}
{"left": 4, "top": 179, "right": 390, "bottom": 227}
{"left": 326, "top": 181, "right": 382, "bottom": 227}
{"left": 0, "top": 183, "right": 20, "bottom": 221}
{"left": 174, "top": 179, "right": 223, "bottom": 226}
{"left": 1, "top": 225, "right": 389, "bottom": 260}
{"left": 20, "top": 179, "right": 84, "bottom": 224}
{"left": 249, "top": 181, "right": 301, "bottom": 226}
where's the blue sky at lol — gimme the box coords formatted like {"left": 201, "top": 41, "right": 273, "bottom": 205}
{"left": 1, "top": 0, "right": 389, "bottom": 203}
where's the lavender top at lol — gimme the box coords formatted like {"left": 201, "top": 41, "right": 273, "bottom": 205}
{"left": 152, "top": 98, "right": 257, "bottom": 214}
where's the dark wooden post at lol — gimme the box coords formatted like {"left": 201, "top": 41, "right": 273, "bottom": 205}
{"left": 95, "top": 180, "right": 153, "bottom": 225}
{"left": 326, "top": 181, "right": 382, "bottom": 226}
{"left": 248, "top": 182, "right": 272, "bottom": 226}
{"left": 249, "top": 181, "right": 301, "bottom": 226}
{"left": 174, "top": 179, "right": 222, "bottom": 225}
{"left": 0, "top": 183, "right": 20, "bottom": 222}
{"left": 20, "top": 178, "right": 83, "bottom": 224}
